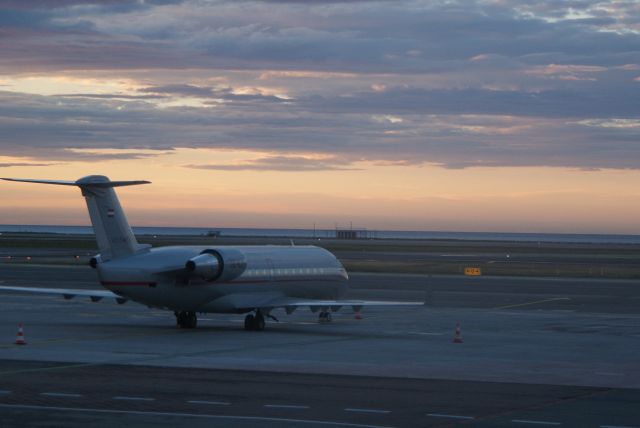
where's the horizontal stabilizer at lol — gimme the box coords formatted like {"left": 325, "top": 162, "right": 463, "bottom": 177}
{"left": 1, "top": 178, "right": 77, "bottom": 186}
{"left": 2, "top": 175, "right": 149, "bottom": 261}
{"left": 2, "top": 177, "right": 150, "bottom": 188}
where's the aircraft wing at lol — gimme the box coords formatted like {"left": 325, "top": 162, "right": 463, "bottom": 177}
{"left": 0, "top": 286, "right": 127, "bottom": 304}
{"left": 213, "top": 292, "right": 423, "bottom": 313}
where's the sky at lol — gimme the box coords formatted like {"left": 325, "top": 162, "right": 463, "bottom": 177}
{"left": 0, "top": 0, "right": 639, "bottom": 234}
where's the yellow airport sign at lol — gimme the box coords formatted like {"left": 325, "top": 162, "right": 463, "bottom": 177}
{"left": 464, "top": 267, "right": 482, "bottom": 276}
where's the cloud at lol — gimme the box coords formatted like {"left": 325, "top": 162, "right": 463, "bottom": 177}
{"left": 0, "top": 162, "right": 57, "bottom": 167}
{"left": 299, "top": 84, "right": 640, "bottom": 118}
{"left": 139, "top": 84, "right": 214, "bottom": 98}
{"left": 1, "top": 87, "right": 639, "bottom": 170}
{"left": 186, "top": 155, "right": 359, "bottom": 172}
{"left": 139, "top": 84, "right": 289, "bottom": 103}
{"left": 1, "top": 0, "right": 639, "bottom": 74}
{"left": 0, "top": 1, "right": 639, "bottom": 171}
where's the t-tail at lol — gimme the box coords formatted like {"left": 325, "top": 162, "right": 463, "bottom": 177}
{"left": 2, "top": 175, "right": 150, "bottom": 261}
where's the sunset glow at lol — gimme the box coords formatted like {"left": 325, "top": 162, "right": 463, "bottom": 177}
{"left": 1, "top": 1, "right": 639, "bottom": 234}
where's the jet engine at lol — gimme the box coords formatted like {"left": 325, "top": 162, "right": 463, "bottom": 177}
{"left": 185, "top": 249, "right": 247, "bottom": 282}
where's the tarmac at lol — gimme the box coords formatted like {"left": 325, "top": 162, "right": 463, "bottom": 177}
{"left": 0, "top": 263, "right": 639, "bottom": 427}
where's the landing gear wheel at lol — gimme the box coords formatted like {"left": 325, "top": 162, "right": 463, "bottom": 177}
{"left": 244, "top": 314, "right": 255, "bottom": 331}
{"left": 186, "top": 311, "right": 197, "bottom": 329}
{"left": 255, "top": 311, "right": 265, "bottom": 331}
{"left": 244, "top": 312, "right": 266, "bottom": 331}
{"left": 176, "top": 311, "right": 197, "bottom": 329}
{"left": 318, "top": 311, "right": 332, "bottom": 323}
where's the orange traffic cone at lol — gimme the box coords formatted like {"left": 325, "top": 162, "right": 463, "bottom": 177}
{"left": 452, "top": 323, "right": 463, "bottom": 343}
{"left": 15, "top": 323, "right": 26, "bottom": 345}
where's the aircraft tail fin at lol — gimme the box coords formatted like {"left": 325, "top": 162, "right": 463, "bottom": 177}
{"left": 2, "top": 175, "right": 150, "bottom": 261}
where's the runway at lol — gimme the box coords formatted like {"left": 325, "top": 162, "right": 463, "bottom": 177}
{"left": 0, "top": 263, "right": 639, "bottom": 427}
{"left": 0, "top": 361, "right": 636, "bottom": 428}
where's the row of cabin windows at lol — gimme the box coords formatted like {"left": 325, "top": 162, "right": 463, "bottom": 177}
{"left": 243, "top": 267, "right": 336, "bottom": 277}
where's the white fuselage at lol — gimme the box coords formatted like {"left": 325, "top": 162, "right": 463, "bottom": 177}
{"left": 0, "top": 175, "right": 420, "bottom": 329}
{"left": 96, "top": 245, "right": 349, "bottom": 313}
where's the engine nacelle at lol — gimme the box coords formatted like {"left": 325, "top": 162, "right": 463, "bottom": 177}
{"left": 185, "top": 249, "right": 247, "bottom": 282}
{"left": 185, "top": 253, "right": 221, "bottom": 281}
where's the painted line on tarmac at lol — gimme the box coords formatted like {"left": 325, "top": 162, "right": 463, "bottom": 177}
{"left": 494, "top": 297, "right": 570, "bottom": 310}
{"left": 512, "top": 419, "right": 562, "bottom": 426}
{"left": 427, "top": 413, "right": 474, "bottom": 420}
{"left": 0, "top": 331, "right": 361, "bottom": 377}
{"left": 40, "top": 392, "right": 83, "bottom": 398}
{"left": 187, "top": 400, "right": 231, "bottom": 406}
{"left": 0, "top": 403, "right": 397, "bottom": 428}
{"left": 345, "top": 408, "right": 391, "bottom": 414}
{"left": 0, "top": 361, "right": 108, "bottom": 376}
{"left": 265, "top": 404, "right": 310, "bottom": 410}
{"left": 113, "top": 396, "right": 155, "bottom": 402}
{"left": 0, "top": 329, "right": 179, "bottom": 351}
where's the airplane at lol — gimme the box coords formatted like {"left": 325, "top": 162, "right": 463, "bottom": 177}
{"left": 0, "top": 175, "right": 421, "bottom": 330}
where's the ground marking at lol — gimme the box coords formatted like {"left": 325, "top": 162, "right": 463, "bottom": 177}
{"left": 112, "top": 396, "right": 155, "bottom": 402}
{"left": 511, "top": 419, "right": 562, "bottom": 426}
{"left": 427, "top": 413, "right": 474, "bottom": 420}
{"left": 0, "top": 403, "right": 396, "bottom": 428}
{"left": 494, "top": 297, "right": 570, "bottom": 310}
{"left": 345, "top": 408, "right": 391, "bottom": 414}
{"left": 0, "top": 329, "right": 176, "bottom": 352}
{"left": 265, "top": 404, "right": 310, "bottom": 410}
{"left": 600, "top": 425, "right": 639, "bottom": 428}
{"left": 187, "top": 400, "right": 231, "bottom": 406}
{"left": 40, "top": 392, "right": 83, "bottom": 398}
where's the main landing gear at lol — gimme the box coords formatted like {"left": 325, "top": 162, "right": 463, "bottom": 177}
{"left": 244, "top": 311, "right": 266, "bottom": 331}
{"left": 318, "top": 311, "right": 332, "bottom": 323}
{"left": 175, "top": 311, "right": 197, "bottom": 329}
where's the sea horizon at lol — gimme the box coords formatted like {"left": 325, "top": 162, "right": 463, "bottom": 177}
{"left": 1, "top": 224, "right": 639, "bottom": 244}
